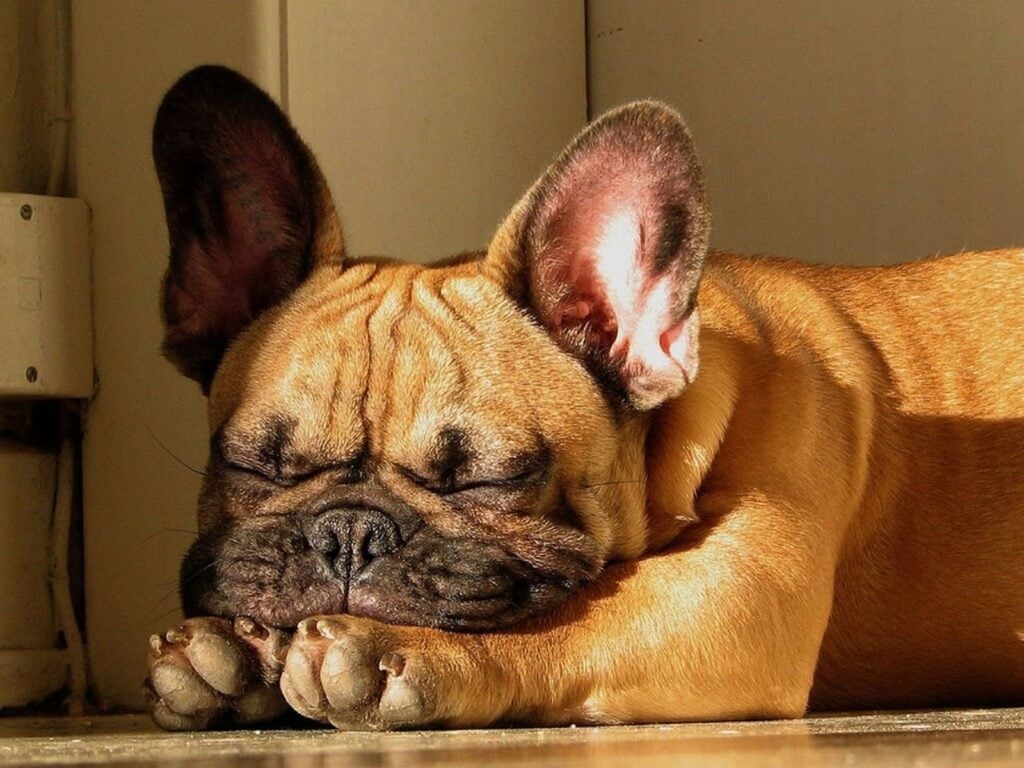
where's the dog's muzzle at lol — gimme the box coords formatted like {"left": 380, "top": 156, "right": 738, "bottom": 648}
{"left": 178, "top": 498, "right": 585, "bottom": 631}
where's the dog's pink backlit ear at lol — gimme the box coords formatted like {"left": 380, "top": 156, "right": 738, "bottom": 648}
{"left": 497, "top": 101, "right": 709, "bottom": 409}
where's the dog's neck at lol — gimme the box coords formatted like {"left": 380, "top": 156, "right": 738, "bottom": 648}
{"left": 600, "top": 329, "right": 740, "bottom": 560}
{"left": 640, "top": 287, "right": 747, "bottom": 555}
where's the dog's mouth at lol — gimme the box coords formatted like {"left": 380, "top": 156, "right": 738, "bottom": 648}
{"left": 179, "top": 509, "right": 595, "bottom": 631}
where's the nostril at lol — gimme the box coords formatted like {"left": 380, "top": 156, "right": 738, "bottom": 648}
{"left": 361, "top": 518, "right": 400, "bottom": 558}
{"left": 307, "top": 525, "right": 343, "bottom": 558}
{"left": 304, "top": 507, "right": 401, "bottom": 576}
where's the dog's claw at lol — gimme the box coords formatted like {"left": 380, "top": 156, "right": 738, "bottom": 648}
{"left": 146, "top": 617, "right": 289, "bottom": 730}
{"left": 379, "top": 651, "right": 406, "bottom": 677}
{"left": 234, "top": 616, "right": 261, "bottom": 638}
{"left": 316, "top": 617, "right": 347, "bottom": 640}
{"left": 296, "top": 617, "right": 319, "bottom": 639}
{"left": 165, "top": 628, "right": 185, "bottom": 644}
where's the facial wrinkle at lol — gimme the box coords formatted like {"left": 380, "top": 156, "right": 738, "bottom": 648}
{"left": 409, "top": 302, "right": 471, "bottom": 426}
{"left": 364, "top": 275, "right": 414, "bottom": 457}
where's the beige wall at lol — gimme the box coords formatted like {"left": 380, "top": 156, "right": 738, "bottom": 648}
{"left": 287, "top": 0, "right": 586, "bottom": 262}
{"left": 0, "top": 0, "right": 62, "bottom": 707}
{"left": 74, "top": 0, "right": 584, "bottom": 709}
{"left": 588, "top": 0, "right": 1024, "bottom": 265}
{"left": 73, "top": 0, "right": 282, "bottom": 710}
{"left": 0, "top": 0, "right": 54, "bottom": 635}
{"left": 0, "top": 0, "right": 53, "bottom": 195}
{"left": 0, "top": 442, "right": 56, "bottom": 650}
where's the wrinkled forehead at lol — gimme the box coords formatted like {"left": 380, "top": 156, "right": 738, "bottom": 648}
{"left": 208, "top": 260, "right": 600, "bottom": 464}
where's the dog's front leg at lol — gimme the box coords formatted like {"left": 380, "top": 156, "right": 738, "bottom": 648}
{"left": 280, "top": 496, "right": 839, "bottom": 729}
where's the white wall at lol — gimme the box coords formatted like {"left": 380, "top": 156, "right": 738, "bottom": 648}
{"left": 73, "top": 0, "right": 584, "bottom": 709}
{"left": 588, "top": 0, "right": 1024, "bottom": 265}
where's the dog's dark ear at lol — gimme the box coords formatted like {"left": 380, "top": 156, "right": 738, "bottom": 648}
{"left": 485, "top": 102, "right": 710, "bottom": 410}
{"left": 153, "top": 65, "right": 343, "bottom": 392}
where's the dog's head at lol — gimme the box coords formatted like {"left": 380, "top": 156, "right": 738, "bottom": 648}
{"left": 155, "top": 66, "right": 709, "bottom": 631}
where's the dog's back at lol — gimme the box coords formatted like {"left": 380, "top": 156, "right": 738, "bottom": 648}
{"left": 699, "top": 249, "right": 1024, "bottom": 708}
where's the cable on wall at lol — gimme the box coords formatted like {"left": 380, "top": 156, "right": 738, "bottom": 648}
{"left": 45, "top": 0, "right": 70, "bottom": 197}
{"left": 45, "top": 0, "right": 90, "bottom": 715}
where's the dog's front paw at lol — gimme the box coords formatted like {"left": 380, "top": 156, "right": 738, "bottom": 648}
{"left": 280, "top": 616, "right": 445, "bottom": 730}
{"left": 146, "top": 616, "right": 290, "bottom": 730}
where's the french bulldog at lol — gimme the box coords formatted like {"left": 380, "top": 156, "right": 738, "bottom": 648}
{"left": 145, "top": 65, "right": 1024, "bottom": 730}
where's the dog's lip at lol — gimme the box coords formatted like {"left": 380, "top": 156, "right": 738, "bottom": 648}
{"left": 181, "top": 511, "right": 599, "bottom": 631}
{"left": 336, "top": 531, "right": 585, "bottom": 631}
{"left": 343, "top": 568, "right": 579, "bottom": 631}
{"left": 210, "top": 581, "right": 349, "bottom": 630}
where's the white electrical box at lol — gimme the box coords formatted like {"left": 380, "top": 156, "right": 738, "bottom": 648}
{"left": 0, "top": 194, "right": 93, "bottom": 398}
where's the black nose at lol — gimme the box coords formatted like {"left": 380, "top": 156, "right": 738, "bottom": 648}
{"left": 304, "top": 508, "right": 401, "bottom": 577}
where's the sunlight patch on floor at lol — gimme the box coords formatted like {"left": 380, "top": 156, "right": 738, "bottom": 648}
{"left": 0, "top": 709, "right": 1022, "bottom": 767}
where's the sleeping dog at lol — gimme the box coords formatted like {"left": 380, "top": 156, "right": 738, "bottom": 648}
{"left": 146, "top": 65, "right": 1024, "bottom": 729}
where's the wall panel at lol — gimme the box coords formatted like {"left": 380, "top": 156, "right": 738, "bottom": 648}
{"left": 588, "top": 1, "right": 1024, "bottom": 264}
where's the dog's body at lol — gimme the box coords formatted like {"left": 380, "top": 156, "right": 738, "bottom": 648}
{"left": 687, "top": 250, "right": 1024, "bottom": 714}
{"left": 146, "top": 66, "right": 1024, "bottom": 730}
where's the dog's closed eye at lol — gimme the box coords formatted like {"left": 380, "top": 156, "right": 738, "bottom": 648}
{"left": 396, "top": 457, "right": 547, "bottom": 496}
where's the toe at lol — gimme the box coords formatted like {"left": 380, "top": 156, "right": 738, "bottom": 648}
{"left": 281, "top": 626, "right": 329, "bottom": 720}
{"left": 150, "top": 698, "right": 214, "bottom": 731}
{"left": 149, "top": 656, "right": 222, "bottom": 715}
{"left": 378, "top": 671, "right": 425, "bottom": 729}
{"left": 183, "top": 630, "right": 251, "bottom": 697}
{"left": 147, "top": 617, "right": 289, "bottom": 731}
{"left": 234, "top": 684, "right": 289, "bottom": 724}
{"left": 320, "top": 633, "right": 381, "bottom": 712}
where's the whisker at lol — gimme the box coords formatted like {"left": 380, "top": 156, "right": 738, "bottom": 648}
{"left": 156, "top": 585, "right": 181, "bottom": 605}
{"left": 144, "top": 424, "right": 206, "bottom": 477}
{"left": 179, "top": 558, "right": 218, "bottom": 586}
{"left": 579, "top": 478, "right": 644, "bottom": 489}
{"left": 150, "top": 604, "right": 185, "bottom": 624}
{"left": 138, "top": 527, "right": 199, "bottom": 546}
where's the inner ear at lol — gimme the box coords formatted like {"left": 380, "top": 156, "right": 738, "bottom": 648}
{"left": 153, "top": 65, "right": 343, "bottom": 392}
{"left": 487, "top": 101, "right": 710, "bottom": 410}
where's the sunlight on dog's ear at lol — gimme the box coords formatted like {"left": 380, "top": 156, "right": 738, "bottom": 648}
{"left": 484, "top": 101, "right": 710, "bottom": 410}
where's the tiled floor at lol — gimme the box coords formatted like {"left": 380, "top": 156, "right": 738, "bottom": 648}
{"left": 0, "top": 709, "right": 1022, "bottom": 767}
